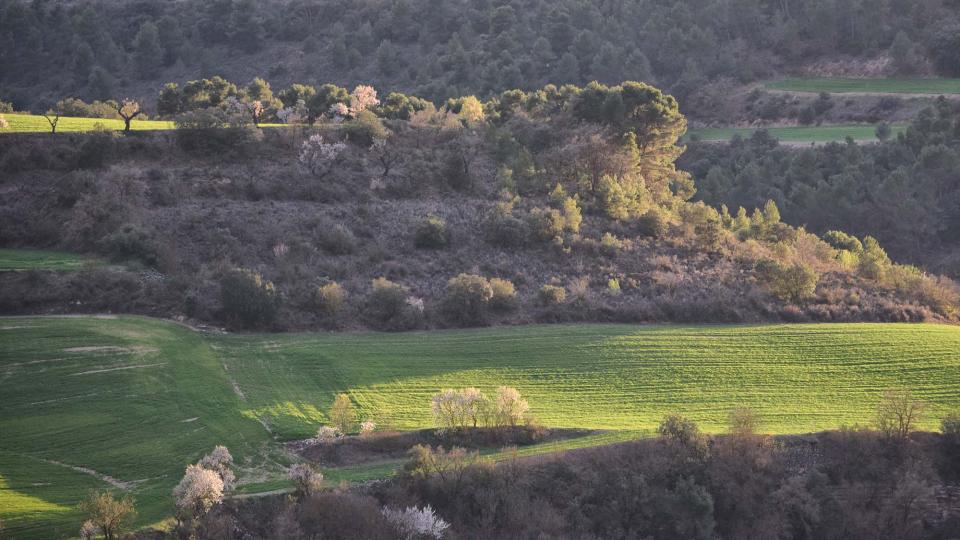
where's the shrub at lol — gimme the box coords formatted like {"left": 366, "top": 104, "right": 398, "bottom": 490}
{"left": 538, "top": 284, "right": 567, "bottom": 305}
{"left": 597, "top": 175, "right": 631, "bottom": 220}
{"left": 562, "top": 197, "right": 582, "bottom": 233}
{"left": 823, "top": 230, "right": 863, "bottom": 253}
{"left": 98, "top": 223, "right": 160, "bottom": 266}
{"left": 360, "top": 420, "right": 376, "bottom": 435}
{"left": 366, "top": 277, "right": 409, "bottom": 324}
{"left": 288, "top": 463, "right": 324, "bottom": 500}
{"left": 526, "top": 207, "right": 565, "bottom": 243}
{"left": 600, "top": 232, "right": 625, "bottom": 256}
{"left": 299, "top": 134, "right": 347, "bottom": 177}
{"left": 414, "top": 216, "right": 449, "bottom": 249}
{"left": 329, "top": 393, "right": 357, "bottom": 433}
{"left": 695, "top": 218, "right": 723, "bottom": 251}
{"left": 759, "top": 261, "right": 819, "bottom": 303}
{"left": 658, "top": 413, "right": 709, "bottom": 460}
{"left": 637, "top": 209, "right": 668, "bottom": 238}
{"left": 942, "top": 413, "right": 960, "bottom": 436}
{"left": 484, "top": 201, "right": 528, "bottom": 248}
{"left": 728, "top": 408, "right": 761, "bottom": 438}
{"left": 220, "top": 269, "right": 279, "bottom": 328}
{"left": 342, "top": 110, "right": 389, "bottom": 146}
{"left": 319, "top": 224, "right": 358, "bottom": 255}
{"left": 314, "top": 282, "right": 347, "bottom": 315}
{"left": 443, "top": 273, "right": 494, "bottom": 326}
{"left": 858, "top": 236, "right": 891, "bottom": 281}
{"left": 489, "top": 278, "right": 517, "bottom": 311}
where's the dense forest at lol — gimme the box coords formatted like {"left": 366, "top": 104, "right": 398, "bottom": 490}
{"left": 3, "top": 0, "right": 960, "bottom": 113}
{"left": 681, "top": 98, "right": 960, "bottom": 276}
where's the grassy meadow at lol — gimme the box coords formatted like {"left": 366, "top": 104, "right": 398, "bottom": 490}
{"left": 0, "top": 249, "right": 98, "bottom": 272}
{"left": 687, "top": 124, "right": 906, "bottom": 143}
{"left": 2, "top": 316, "right": 960, "bottom": 537}
{"left": 0, "top": 113, "right": 175, "bottom": 134}
{"left": 766, "top": 77, "right": 960, "bottom": 95}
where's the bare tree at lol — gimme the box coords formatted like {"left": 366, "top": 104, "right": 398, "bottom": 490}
{"left": 876, "top": 389, "right": 926, "bottom": 441}
{"left": 113, "top": 99, "right": 144, "bottom": 133}
{"left": 43, "top": 106, "right": 61, "bottom": 134}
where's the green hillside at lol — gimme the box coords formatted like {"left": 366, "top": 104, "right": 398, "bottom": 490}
{"left": 0, "top": 249, "right": 98, "bottom": 272}
{"left": 2, "top": 316, "right": 960, "bottom": 537}
{"left": 0, "top": 114, "right": 175, "bottom": 134}
{"left": 766, "top": 78, "right": 960, "bottom": 95}
{"left": 687, "top": 124, "right": 907, "bottom": 143}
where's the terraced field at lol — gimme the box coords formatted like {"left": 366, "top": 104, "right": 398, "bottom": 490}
{"left": 766, "top": 77, "right": 960, "bottom": 95}
{"left": 687, "top": 124, "right": 906, "bottom": 144}
{"left": 2, "top": 316, "right": 959, "bottom": 538}
{"left": 0, "top": 113, "right": 175, "bottom": 134}
{"left": 0, "top": 249, "right": 98, "bottom": 272}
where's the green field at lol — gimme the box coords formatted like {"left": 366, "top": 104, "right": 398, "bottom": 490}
{"left": 767, "top": 78, "right": 960, "bottom": 95}
{"left": 0, "top": 114, "right": 175, "bottom": 134}
{"left": 0, "top": 249, "right": 98, "bottom": 272}
{"left": 687, "top": 124, "right": 906, "bottom": 143}
{"left": 2, "top": 316, "right": 960, "bottom": 537}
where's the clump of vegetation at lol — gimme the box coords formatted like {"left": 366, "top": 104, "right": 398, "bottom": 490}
{"left": 319, "top": 224, "right": 358, "bottom": 255}
{"left": 220, "top": 269, "right": 279, "bottom": 328}
{"left": 488, "top": 278, "right": 517, "bottom": 311}
{"left": 314, "top": 282, "right": 347, "bottom": 315}
{"left": 413, "top": 216, "right": 449, "bottom": 249}
{"left": 757, "top": 260, "right": 819, "bottom": 303}
{"left": 78, "top": 490, "right": 136, "bottom": 540}
{"left": 329, "top": 393, "right": 357, "bottom": 434}
{"left": 443, "top": 273, "right": 494, "bottom": 326}
{"left": 538, "top": 284, "right": 567, "bottom": 306}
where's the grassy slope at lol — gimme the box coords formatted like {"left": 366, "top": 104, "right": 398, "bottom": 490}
{"left": 0, "top": 249, "right": 97, "bottom": 272}
{"left": 687, "top": 124, "right": 907, "bottom": 143}
{"left": 0, "top": 114, "right": 175, "bottom": 134}
{"left": 0, "top": 317, "right": 271, "bottom": 539}
{"left": 766, "top": 78, "right": 960, "bottom": 95}
{"left": 3, "top": 316, "right": 960, "bottom": 537}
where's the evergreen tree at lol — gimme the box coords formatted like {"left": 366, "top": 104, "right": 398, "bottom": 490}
{"left": 132, "top": 21, "right": 163, "bottom": 80}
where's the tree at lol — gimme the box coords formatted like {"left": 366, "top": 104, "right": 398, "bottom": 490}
{"left": 173, "top": 464, "right": 224, "bottom": 520}
{"left": 299, "top": 134, "right": 347, "bottom": 177}
{"left": 132, "top": 21, "right": 162, "bottom": 79}
{"left": 87, "top": 66, "right": 114, "bottom": 100}
{"left": 78, "top": 490, "right": 136, "bottom": 540}
{"left": 113, "top": 99, "right": 144, "bottom": 133}
{"left": 381, "top": 505, "right": 451, "bottom": 539}
{"left": 495, "top": 386, "right": 530, "bottom": 426}
{"left": 443, "top": 274, "right": 494, "bottom": 326}
{"left": 929, "top": 25, "right": 960, "bottom": 76}
{"left": 220, "top": 269, "right": 279, "bottom": 328}
{"left": 875, "top": 122, "right": 893, "bottom": 141}
{"left": 876, "top": 389, "right": 926, "bottom": 441}
{"left": 288, "top": 463, "right": 324, "bottom": 500}
{"left": 329, "top": 393, "right": 357, "bottom": 433}
{"left": 728, "top": 407, "right": 761, "bottom": 438}
{"left": 42, "top": 105, "right": 61, "bottom": 134}
{"left": 658, "top": 413, "right": 709, "bottom": 460}
{"left": 349, "top": 84, "right": 380, "bottom": 117}
{"left": 157, "top": 83, "right": 182, "bottom": 116}
{"left": 889, "top": 31, "right": 916, "bottom": 74}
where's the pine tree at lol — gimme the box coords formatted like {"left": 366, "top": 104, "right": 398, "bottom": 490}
{"left": 132, "top": 22, "right": 162, "bottom": 80}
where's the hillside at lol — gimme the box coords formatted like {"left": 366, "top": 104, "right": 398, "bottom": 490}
{"left": 2, "top": 81, "right": 958, "bottom": 333}
{"left": 3, "top": 315, "right": 960, "bottom": 537}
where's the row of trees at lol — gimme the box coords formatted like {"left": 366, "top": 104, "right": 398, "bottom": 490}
{"left": 3, "top": 0, "right": 960, "bottom": 110}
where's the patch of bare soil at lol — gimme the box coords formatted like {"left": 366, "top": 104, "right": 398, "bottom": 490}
{"left": 292, "top": 427, "right": 596, "bottom": 468}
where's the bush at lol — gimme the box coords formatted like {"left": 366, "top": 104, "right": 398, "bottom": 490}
{"left": 484, "top": 202, "right": 528, "bottom": 248}
{"left": 329, "top": 393, "right": 357, "bottom": 433}
{"left": 858, "top": 236, "right": 891, "bottom": 281}
{"left": 314, "top": 282, "right": 347, "bottom": 315}
{"left": 600, "top": 232, "right": 625, "bottom": 256}
{"left": 443, "top": 273, "right": 494, "bottom": 326}
{"left": 489, "top": 278, "right": 517, "bottom": 311}
{"left": 98, "top": 223, "right": 159, "bottom": 266}
{"left": 759, "top": 260, "right": 819, "bottom": 303}
{"left": 319, "top": 224, "right": 358, "bottom": 255}
{"left": 657, "top": 413, "right": 709, "bottom": 460}
{"left": 220, "top": 269, "right": 279, "bottom": 328}
{"left": 823, "top": 230, "right": 863, "bottom": 253}
{"left": 526, "top": 207, "right": 565, "bottom": 243}
{"left": 538, "top": 284, "right": 566, "bottom": 306}
{"left": 942, "top": 412, "right": 960, "bottom": 436}
{"left": 637, "top": 209, "right": 668, "bottom": 238}
{"left": 413, "top": 216, "right": 449, "bottom": 249}
{"left": 366, "top": 277, "right": 416, "bottom": 328}
{"left": 342, "top": 110, "right": 389, "bottom": 147}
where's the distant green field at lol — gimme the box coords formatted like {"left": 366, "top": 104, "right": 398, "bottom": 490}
{"left": 2, "top": 316, "right": 960, "bottom": 537}
{"left": 767, "top": 78, "right": 960, "bottom": 95}
{"left": 0, "top": 113, "right": 175, "bottom": 134}
{"left": 0, "top": 249, "right": 97, "bottom": 271}
{"left": 687, "top": 124, "right": 906, "bottom": 143}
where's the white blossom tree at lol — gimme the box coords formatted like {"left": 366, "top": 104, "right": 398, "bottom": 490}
{"left": 381, "top": 505, "right": 450, "bottom": 539}
{"left": 360, "top": 420, "right": 376, "bottom": 435}
{"left": 0, "top": 115, "right": 8, "bottom": 129}
{"left": 277, "top": 99, "right": 308, "bottom": 124}
{"left": 495, "top": 386, "right": 530, "bottom": 426}
{"left": 172, "top": 464, "right": 224, "bottom": 520}
{"left": 199, "top": 445, "right": 236, "bottom": 490}
{"left": 288, "top": 463, "right": 324, "bottom": 499}
{"left": 349, "top": 85, "right": 380, "bottom": 116}
{"left": 299, "top": 134, "right": 347, "bottom": 177}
